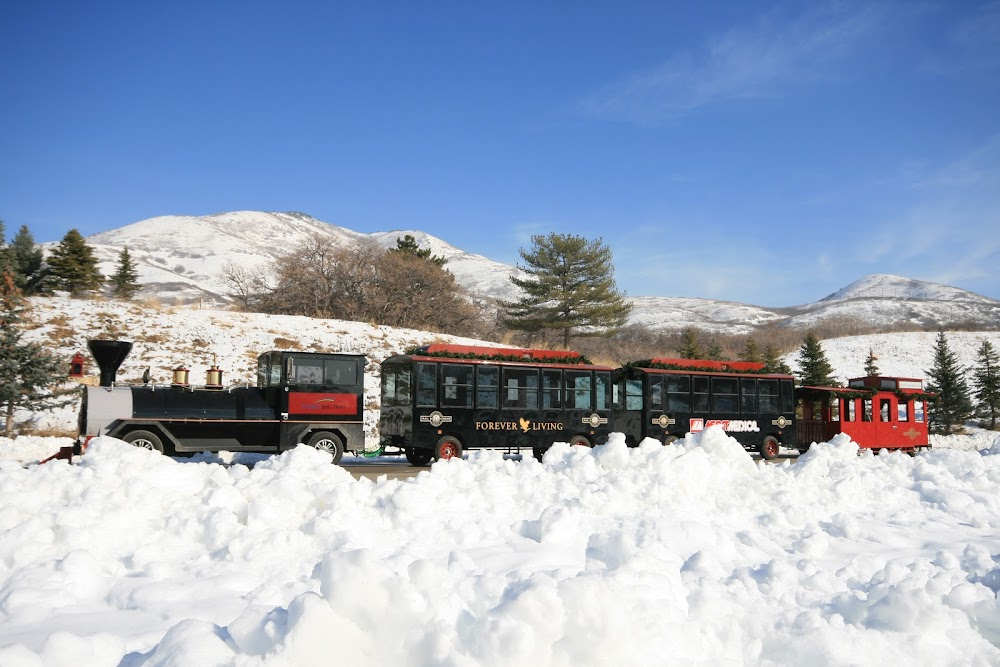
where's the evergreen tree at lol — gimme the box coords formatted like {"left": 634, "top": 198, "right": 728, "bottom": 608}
{"left": 44, "top": 229, "right": 103, "bottom": 296}
{"left": 390, "top": 234, "right": 447, "bottom": 267}
{"left": 501, "top": 233, "right": 632, "bottom": 349}
{"left": 796, "top": 332, "right": 838, "bottom": 387}
{"left": 972, "top": 339, "right": 1000, "bottom": 430}
{"left": 677, "top": 327, "right": 702, "bottom": 359}
{"left": 8, "top": 226, "right": 45, "bottom": 295}
{"left": 0, "top": 219, "right": 9, "bottom": 274}
{"left": 740, "top": 338, "right": 761, "bottom": 363}
{"left": 109, "top": 246, "right": 140, "bottom": 299}
{"left": 864, "top": 348, "right": 880, "bottom": 377}
{"left": 705, "top": 338, "right": 724, "bottom": 361}
{"left": 925, "top": 331, "right": 974, "bottom": 434}
{"left": 0, "top": 272, "right": 72, "bottom": 437}
{"left": 762, "top": 343, "right": 792, "bottom": 375}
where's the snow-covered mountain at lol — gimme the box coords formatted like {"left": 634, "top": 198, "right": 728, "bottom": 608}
{"left": 62, "top": 212, "right": 1000, "bottom": 333}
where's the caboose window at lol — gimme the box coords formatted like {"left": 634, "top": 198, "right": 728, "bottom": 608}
{"left": 844, "top": 399, "right": 856, "bottom": 422}
{"left": 879, "top": 399, "right": 890, "bottom": 422}
{"left": 476, "top": 366, "right": 499, "bottom": 408}
{"left": 914, "top": 401, "right": 925, "bottom": 422}
{"left": 829, "top": 397, "right": 840, "bottom": 422}
{"left": 898, "top": 401, "right": 909, "bottom": 422}
{"left": 712, "top": 378, "right": 738, "bottom": 413}
{"left": 862, "top": 399, "right": 873, "bottom": 422}
{"left": 416, "top": 363, "right": 437, "bottom": 408}
{"left": 441, "top": 364, "right": 473, "bottom": 408}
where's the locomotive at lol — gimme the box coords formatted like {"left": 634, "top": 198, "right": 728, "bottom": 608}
{"left": 77, "top": 340, "right": 366, "bottom": 464}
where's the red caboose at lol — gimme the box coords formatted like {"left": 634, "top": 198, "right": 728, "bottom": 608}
{"left": 795, "top": 376, "right": 932, "bottom": 453}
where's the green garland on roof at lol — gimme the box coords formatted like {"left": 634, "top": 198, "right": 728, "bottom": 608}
{"left": 405, "top": 348, "right": 593, "bottom": 365}
{"left": 625, "top": 360, "right": 784, "bottom": 376}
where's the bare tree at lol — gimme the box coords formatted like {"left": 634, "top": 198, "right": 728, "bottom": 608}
{"left": 221, "top": 260, "right": 273, "bottom": 311}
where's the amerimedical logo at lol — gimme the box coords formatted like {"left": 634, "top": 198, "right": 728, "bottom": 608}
{"left": 689, "top": 418, "right": 760, "bottom": 433}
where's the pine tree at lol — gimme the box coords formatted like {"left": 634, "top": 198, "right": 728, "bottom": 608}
{"left": 762, "top": 343, "right": 792, "bottom": 374}
{"left": 925, "top": 331, "right": 974, "bottom": 434}
{"left": 8, "top": 226, "right": 45, "bottom": 295}
{"left": 0, "top": 219, "right": 9, "bottom": 274}
{"left": 740, "top": 338, "right": 761, "bottom": 363}
{"left": 796, "top": 332, "right": 838, "bottom": 387}
{"left": 109, "top": 246, "right": 140, "bottom": 299}
{"left": 0, "top": 272, "right": 73, "bottom": 436}
{"left": 677, "top": 328, "right": 702, "bottom": 359}
{"left": 864, "top": 348, "right": 880, "bottom": 377}
{"left": 501, "top": 233, "right": 632, "bottom": 349}
{"left": 706, "top": 338, "right": 724, "bottom": 361}
{"left": 972, "top": 339, "right": 1000, "bottom": 430}
{"left": 44, "top": 229, "right": 103, "bottom": 296}
{"left": 390, "top": 234, "right": 447, "bottom": 267}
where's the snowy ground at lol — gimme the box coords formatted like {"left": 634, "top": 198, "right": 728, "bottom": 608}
{"left": 2, "top": 429, "right": 1000, "bottom": 666}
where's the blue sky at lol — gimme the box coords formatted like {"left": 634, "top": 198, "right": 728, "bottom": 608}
{"left": 1, "top": 0, "right": 998, "bottom": 305}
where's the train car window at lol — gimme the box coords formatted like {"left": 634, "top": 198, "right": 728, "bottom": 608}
{"left": 740, "top": 379, "right": 756, "bottom": 413}
{"left": 416, "top": 363, "right": 437, "bottom": 408}
{"left": 503, "top": 368, "right": 539, "bottom": 409}
{"left": 477, "top": 366, "right": 499, "bottom": 408}
{"left": 441, "top": 364, "right": 473, "bottom": 408}
{"left": 898, "top": 400, "right": 909, "bottom": 422}
{"left": 543, "top": 370, "right": 563, "bottom": 409}
{"left": 830, "top": 396, "right": 840, "bottom": 422}
{"left": 914, "top": 400, "right": 925, "bottom": 423}
{"left": 613, "top": 380, "right": 624, "bottom": 410}
{"left": 596, "top": 372, "right": 611, "bottom": 410}
{"left": 712, "top": 378, "right": 738, "bottom": 413}
{"left": 879, "top": 399, "right": 891, "bottom": 422}
{"left": 780, "top": 380, "right": 795, "bottom": 413}
{"left": 625, "top": 379, "right": 643, "bottom": 410}
{"left": 288, "top": 360, "right": 324, "bottom": 385}
{"left": 647, "top": 376, "right": 663, "bottom": 410}
{"left": 324, "top": 359, "right": 358, "bottom": 387}
{"left": 862, "top": 399, "right": 873, "bottom": 422}
{"left": 844, "top": 399, "right": 856, "bottom": 422}
{"left": 567, "top": 371, "right": 592, "bottom": 410}
{"left": 382, "top": 367, "right": 397, "bottom": 407}
{"left": 257, "top": 356, "right": 270, "bottom": 388}
{"left": 666, "top": 375, "right": 691, "bottom": 412}
{"left": 693, "top": 376, "right": 710, "bottom": 413}
{"left": 269, "top": 359, "right": 282, "bottom": 386}
{"left": 397, "top": 367, "right": 411, "bottom": 405}
{"left": 758, "top": 380, "right": 778, "bottom": 413}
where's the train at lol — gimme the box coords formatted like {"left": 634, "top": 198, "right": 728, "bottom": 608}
{"left": 75, "top": 340, "right": 932, "bottom": 465}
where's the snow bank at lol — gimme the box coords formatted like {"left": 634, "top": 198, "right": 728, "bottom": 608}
{"left": 3, "top": 430, "right": 1000, "bottom": 665}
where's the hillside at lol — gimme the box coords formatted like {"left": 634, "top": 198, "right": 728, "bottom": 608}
{"left": 66, "top": 211, "right": 1000, "bottom": 334}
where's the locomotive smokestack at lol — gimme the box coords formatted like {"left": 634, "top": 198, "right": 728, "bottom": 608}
{"left": 87, "top": 340, "right": 133, "bottom": 387}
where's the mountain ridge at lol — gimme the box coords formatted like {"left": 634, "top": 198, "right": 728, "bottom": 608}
{"left": 52, "top": 211, "right": 1000, "bottom": 334}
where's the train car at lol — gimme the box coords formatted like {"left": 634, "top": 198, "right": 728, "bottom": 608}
{"left": 379, "top": 344, "right": 615, "bottom": 465}
{"left": 612, "top": 358, "right": 797, "bottom": 459}
{"left": 78, "top": 340, "right": 366, "bottom": 463}
{"left": 795, "top": 376, "right": 932, "bottom": 453}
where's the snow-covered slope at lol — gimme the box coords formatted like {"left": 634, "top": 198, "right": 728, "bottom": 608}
{"left": 57, "top": 212, "right": 1000, "bottom": 332}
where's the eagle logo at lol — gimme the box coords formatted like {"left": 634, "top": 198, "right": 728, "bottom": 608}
{"left": 519, "top": 417, "right": 531, "bottom": 433}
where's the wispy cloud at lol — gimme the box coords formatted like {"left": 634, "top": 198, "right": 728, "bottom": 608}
{"left": 581, "top": 3, "right": 886, "bottom": 124}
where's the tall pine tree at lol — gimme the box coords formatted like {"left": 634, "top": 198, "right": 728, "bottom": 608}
{"left": 677, "top": 328, "right": 702, "bottom": 359}
{"left": 972, "top": 339, "right": 1000, "bottom": 430}
{"left": 762, "top": 344, "right": 792, "bottom": 374}
{"left": 110, "top": 246, "right": 140, "bottom": 299}
{"left": 925, "top": 331, "right": 974, "bottom": 434}
{"left": 501, "top": 233, "right": 632, "bottom": 349}
{"left": 8, "top": 226, "right": 44, "bottom": 295}
{"left": 44, "top": 229, "right": 103, "bottom": 296}
{"left": 796, "top": 332, "right": 838, "bottom": 387}
{"left": 740, "top": 338, "right": 762, "bottom": 363}
{"left": 0, "top": 272, "right": 71, "bottom": 436}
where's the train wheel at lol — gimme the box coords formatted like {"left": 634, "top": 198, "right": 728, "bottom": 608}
{"left": 570, "top": 435, "right": 592, "bottom": 448}
{"left": 761, "top": 435, "right": 780, "bottom": 461}
{"left": 663, "top": 434, "right": 678, "bottom": 446}
{"left": 123, "top": 429, "right": 164, "bottom": 453}
{"left": 307, "top": 431, "right": 345, "bottom": 464}
{"left": 435, "top": 436, "right": 462, "bottom": 461}
{"left": 404, "top": 447, "right": 433, "bottom": 467}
